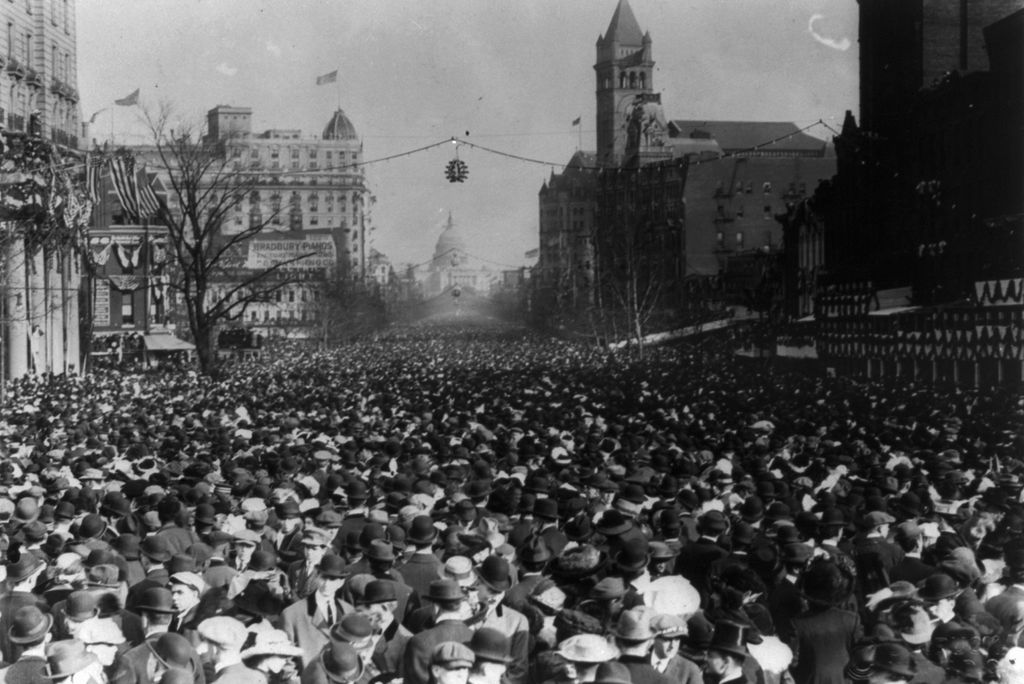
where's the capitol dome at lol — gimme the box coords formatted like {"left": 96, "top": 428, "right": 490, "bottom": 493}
{"left": 433, "top": 212, "right": 467, "bottom": 266}
{"left": 322, "top": 109, "right": 359, "bottom": 140}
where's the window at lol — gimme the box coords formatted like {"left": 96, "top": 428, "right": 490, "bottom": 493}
{"left": 762, "top": 182, "right": 772, "bottom": 194}
{"left": 735, "top": 232, "right": 744, "bottom": 249}
{"left": 121, "top": 294, "right": 134, "bottom": 324}
{"left": 23, "top": 32, "right": 31, "bottom": 66}
{"left": 263, "top": 311, "right": 269, "bottom": 321}
{"left": 6, "top": 24, "right": 12, "bottom": 58}
{"left": 291, "top": 147, "right": 299, "bottom": 159}
{"left": 51, "top": 0, "right": 57, "bottom": 24}
{"left": 63, "top": 0, "right": 70, "bottom": 33}
{"left": 309, "top": 161, "right": 318, "bottom": 170}
{"left": 288, "top": 290, "right": 295, "bottom": 303}
{"left": 270, "top": 147, "right": 279, "bottom": 159}
{"left": 250, "top": 311, "right": 257, "bottom": 322}
{"left": 275, "top": 291, "right": 282, "bottom": 303}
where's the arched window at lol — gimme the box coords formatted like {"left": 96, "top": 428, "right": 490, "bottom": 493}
{"left": 639, "top": 72, "right": 646, "bottom": 89}
{"left": 619, "top": 72, "right": 626, "bottom": 88}
{"left": 629, "top": 72, "right": 637, "bottom": 88}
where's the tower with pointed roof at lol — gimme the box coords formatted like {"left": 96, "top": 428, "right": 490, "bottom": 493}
{"left": 595, "top": 0, "right": 655, "bottom": 166}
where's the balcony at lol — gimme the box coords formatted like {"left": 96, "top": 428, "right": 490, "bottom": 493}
{"left": 7, "top": 112, "right": 25, "bottom": 132}
{"left": 5, "top": 57, "right": 25, "bottom": 80}
{"left": 24, "top": 67, "right": 42, "bottom": 88}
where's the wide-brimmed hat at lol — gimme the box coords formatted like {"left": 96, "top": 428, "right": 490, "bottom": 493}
{"left": 470, "top": 627, "right": 513, "bottom": 664}
{"left": 427, "top": 578, "right": 467, "bottom": 604}
{"left": 239, "top": 628, "right": 303, "bottom": 660}
{"left": 10, "top": 606, "right": 54, "bottom": 644}
{"left": 7, "top": 555, "right": 45, "bottom": 584}
{"left": 44, "top": 639, "right": 98, "bottom": 680}
{"left": 555, "top": 634, "right": 619, "bottom": 663}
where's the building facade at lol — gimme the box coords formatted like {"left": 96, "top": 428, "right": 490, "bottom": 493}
{"left": 535, "top": 151, "right": 597, "bottom": 317}
{"left": 535, "top": 0, "right": 836, "bottom": 331}
{"left": 417, "top": 212, "right": 496, "bottom": 299}
{"left": 783, "top": 3, "right": 1024, "bottom": 386}
{"left": 0, "top": 0, "right": 85, "bottom": 381}
{"left": 203, "top": 105, "right": 371, "bottom": 338}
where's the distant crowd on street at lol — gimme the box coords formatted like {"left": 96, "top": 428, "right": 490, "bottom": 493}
{"left": 0, "top": 319, "right": 1021, "bottom": 684}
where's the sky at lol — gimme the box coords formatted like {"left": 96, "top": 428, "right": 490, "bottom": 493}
{"left": 77, "top": 0, "right": 859, "bottom": 269}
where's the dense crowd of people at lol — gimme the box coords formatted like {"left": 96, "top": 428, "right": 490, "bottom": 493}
{"left": 0, "top": 318, "right": 1021, "bottom": 684}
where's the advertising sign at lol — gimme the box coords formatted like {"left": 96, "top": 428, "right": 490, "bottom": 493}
{"left": 245, "top": 234, "right": 336, "bottom": 271}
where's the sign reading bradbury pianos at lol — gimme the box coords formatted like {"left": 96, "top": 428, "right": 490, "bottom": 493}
{"left": 245, "top": 233, "right": 336, "bottom": 271}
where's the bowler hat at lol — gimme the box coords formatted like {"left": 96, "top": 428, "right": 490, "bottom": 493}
{"left": 564, "top": 515, "right": 593, "bottom": 543}
{"left": 470, "top": 627, "right": 513, "bottom": 664}
{"left": 358, "top": 580, "right": 398, "bottom": 605}
{"left": 614, "top": 537, "right": 650, "bottom": 573}
{"left": 247, "top": 550, "right": 278, "bottom": 572}
{"left": 65, "top": 591, "right": 100, "bottom": 621}
{"left": 365, "top": 540, "right": 395, "bottom": 563}
{"left": 331, "top": 614, "right": 374, "bottom": 649}
{"left": 9, "top": 606, "right": 53, "bottom": 644}
{"left": 698, "top": 510, "right": 728, "bottom": 535}
{"left": 140, "top": 536, "right": 172, "bottom": 563}
{"left": 592, "top": 662, "right": 632, "bottom": 684}
{"left": 232, "top": 581, "right": 287, "bottom": 618}
{"left": 407, "top": 516, "right": 438, "bottom": 546}
{"left": 474, "top": 555, "right": 512, "bottom": 592}
{"left": 917, "top": 573, "right": 962, "bottom": 602}
{"left": 321, "top": 642, "right": 363, "bottom": 683}
{"left": 533, "top": 498, "right": 559, "bottom": 521}
{"left": 147, "top": 632, "right": 197, "bottom": 670}
{"left": 707, "top": 620, "right": 749, "bottom": 659}
{"left": 319, "top": 554, "right": 349, "bottom": 579}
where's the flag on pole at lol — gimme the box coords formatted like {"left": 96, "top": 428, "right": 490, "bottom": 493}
{"left": 88, "top": 109, "right": 107, "bottom": 125}
{"left": 109, "top": 154, "right": 140, "bottom": 219}
{"left": 572, "top": 116, "right": 581, "bottom": 126}
{"left": 316, "top": 70, "right": 338, "bottom": 86}
{"left": 114, "top": 88, "right": 140, "bottom": 106}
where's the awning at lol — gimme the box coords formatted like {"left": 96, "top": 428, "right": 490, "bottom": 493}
{"left": 868, "top": 306, "right": 920, "bottom": 317}
{"left": 143, "top": 334, "right": 195, "bottom": 352}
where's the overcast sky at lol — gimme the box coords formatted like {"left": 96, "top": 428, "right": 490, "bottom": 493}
{"left": 77, "top": 0, "right": 859, "bottom": 268}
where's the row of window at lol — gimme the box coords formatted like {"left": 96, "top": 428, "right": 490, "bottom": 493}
{"left": 233, "top": 146, "right": 359, "bottom": 163}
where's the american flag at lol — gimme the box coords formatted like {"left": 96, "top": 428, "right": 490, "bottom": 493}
{"left": 136, "top": 167, "right": 163, "bottom": 219}
{"left": 85, "top": 154, "right": 105, "bottom": 204}
{"left": 108, "top": 154, "right": 140, "bottom": 220}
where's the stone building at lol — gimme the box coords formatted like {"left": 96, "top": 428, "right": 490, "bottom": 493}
{"left": 0, "top": 0, "right": 86, "bottom": 381}
{"left": 202, "top": 105, "right": 371, "bottom": 337}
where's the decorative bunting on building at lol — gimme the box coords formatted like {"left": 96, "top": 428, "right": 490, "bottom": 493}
{"left": 108, "top": 274, "right": 143, "bottom": 292}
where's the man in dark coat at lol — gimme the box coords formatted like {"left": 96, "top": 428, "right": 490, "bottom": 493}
{"left": 397, "top": 516, "right": 443, "bottom": 599}
{"left": 402, "top": 580, "right": 474, "bottom": 684}
{"left": 789, "top": 560, "right": 863, "bottom": 684}
{"left": 0, "top": 556, "right": 49, "bottom": 663}
{"left": 674, "top": 510, "right": 729, "bottom": 602}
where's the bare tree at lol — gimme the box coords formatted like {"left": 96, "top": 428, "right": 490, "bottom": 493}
{"left": 140, "top": 104, "right": 316, "bottom": 374}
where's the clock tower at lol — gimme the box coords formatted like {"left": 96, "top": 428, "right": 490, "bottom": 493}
{"left": 594, "top": 0, "right": 655, "bottom": 167}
